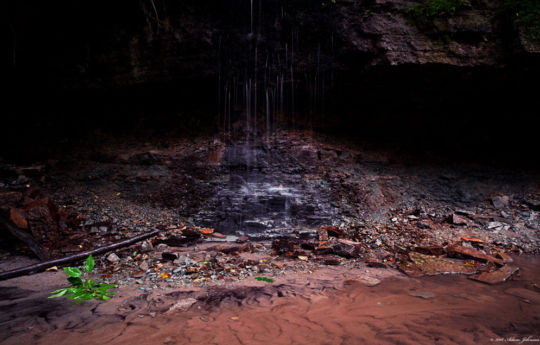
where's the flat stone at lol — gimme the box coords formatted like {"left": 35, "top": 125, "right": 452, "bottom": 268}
{"left": 167, "top": 298, "right": 198, "bottom": 313}
{"left": 447, "top": 244, "right": 503, "bottom": 265}
{"left": 469, "top": 265, "right": 519, "bottom": 284}
{"left": 236, "top": 236, "right": 249, "bottom": 243}
{"left": 106, "top": 253, "right": 120, "bottom": 263}
{"left": 410, "top": 291, "right": 436, "bottom": 299}
{"left": 211, "top": 232, "right": 226, "bottom": 238}
{"left": 357, "top": 275, "right": 381, "bottom": 287}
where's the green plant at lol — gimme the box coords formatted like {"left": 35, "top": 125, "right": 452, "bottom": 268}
{"left": 408, "top": 0, "right": 468, "bottom": 19}
{"left": 49, "top": 255, "right": 117, "bottom": 302}
{"left": 255, "top": 276, "right": 274, "bottom": 283}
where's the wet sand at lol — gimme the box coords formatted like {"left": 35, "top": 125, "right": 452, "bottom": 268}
{"left": 1, "top": 256, "right": 539, "bottom": 345}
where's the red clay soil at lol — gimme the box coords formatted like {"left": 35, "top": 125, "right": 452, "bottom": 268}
{"left": 1, "top": 256, "right": 539, "bottom": 345}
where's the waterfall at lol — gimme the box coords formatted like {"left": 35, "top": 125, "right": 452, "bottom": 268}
{"left": 266, "top": 88, "right": 270, "bottom": 139}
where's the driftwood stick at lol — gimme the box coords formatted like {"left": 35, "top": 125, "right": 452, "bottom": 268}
{"left": 0, "top": 213, "right": 50, "bottom": 261}
{"left": 0, "top": 229, "right": 159, "bottom": 281}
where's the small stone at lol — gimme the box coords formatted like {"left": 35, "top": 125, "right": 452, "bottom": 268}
{"left": 355, "top": 275, "right": 381, "bottom": 287}
{"left": 167, "top": 298, "right": 197, "bottom": 313}
{"left": 106, "top": 253, "right": 120, "bottom": 263}
{"left": 324, "top": 257, "right": 341, "bottom": 265}
{"left": 199, "top": 228, "right": 214, "bottom": 236}
{"left": 366, "top": 259, "right": 387, "bottom": 268}
{"left": 140, "top": 261, "right": 149, "bottom": 271}
{"left": 236, "top": 236, "right": 249, "bottom": 243}
{"left": 156, "top": 243, "right": 170, "bottom": 251}
{"left": 451, "top": 214, "right": 469, "bottom": 226}
{"left": 455, "top": 209, "right": 475, "bottom": 216}
{"left": 140, "top": 241, "right": 152, "bottom": 252}
{"left": 491, "top": 195, "right": 510, "bottom": 209}
{"left": 162, "top": 252, "right": 178, "bottom": 261}
{"left": 185, "top": 267, "right": 199, "bottom": 274}
{"left": 297, "top": 255, "right": 308, "bottom": 261}
{"left": 487, "top": 221, "right": 505, "bottom": 230}
{"left": 410, "top": 291, "right": 436, "bottom": 299}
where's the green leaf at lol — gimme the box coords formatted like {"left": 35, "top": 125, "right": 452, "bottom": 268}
{"left": 255, "top": 276, "right": 274, "bottom": 283}
{"left": 85, "top": 255, "right": 95, "bottom": 272}
{"left": 49, "top": 289, "right": 68, "bottom": 298}
{"left": 68, "top": 277, "right": 83, "bottom": 286}
{"left": 97, "top": 283, "right": 117, "bottom": 290}
{"left": 64, "top": 267, "right": 82, "bottom": 278}
{"left": 87, "top": 280, "right": 95, "bottom": 289}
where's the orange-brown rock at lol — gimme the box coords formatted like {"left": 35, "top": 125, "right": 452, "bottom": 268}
{"left": 9, "top": 208, "right": 28, "bottom": 229}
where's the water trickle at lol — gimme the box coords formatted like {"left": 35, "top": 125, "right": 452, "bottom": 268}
{"left": 250, "top": 0, "right": 254, "bottom": 34}
{"left": 266, "top": 88, "right": 271, "bottom": 139}
{"left": 195, "top": 137, "right": 337, "bottom": 237}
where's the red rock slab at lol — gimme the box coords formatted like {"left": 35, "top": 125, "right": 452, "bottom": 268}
{"left": 9, "top": 208, "right": 28, "bottom": 229}
{"left": 469, "top": 265, "right": 519, "bottom": 284}
{"left": 497, "top": 252, "right": 514, "bottom": 263}
{"left": 448, "top": 244, "right": 503, "bottom": 266}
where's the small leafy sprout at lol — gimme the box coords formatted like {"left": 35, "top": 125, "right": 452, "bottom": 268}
{"left": 49, "top": 255, "right": 117, "bottom": 303}
{"left": 255, "top": 276, "right": 274, "bottom": 283}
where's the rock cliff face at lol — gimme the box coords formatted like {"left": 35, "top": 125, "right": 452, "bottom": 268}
{"left": 4, "top": 0, "right": 540, "bottom": 163}
{"left": 7, "top": 0, "right": 539, "bottom": 89}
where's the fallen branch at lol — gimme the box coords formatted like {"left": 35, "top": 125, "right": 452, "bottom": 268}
{"left": 0, "top": 213, "right": 50, "bottom": 261}
{"left": 0, "top": 229, "right": 159, "bottom": 281}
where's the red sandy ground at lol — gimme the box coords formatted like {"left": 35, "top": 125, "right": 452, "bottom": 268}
{"left": 1, "top": 256, "right": 539, "bottom": 345}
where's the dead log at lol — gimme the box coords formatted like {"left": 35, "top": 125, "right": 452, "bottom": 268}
{"left": 0, "top": 229, "right": 159, "bottom": 281}
{"left": 0, "top": 213, "right": 50, "bottom": 261}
